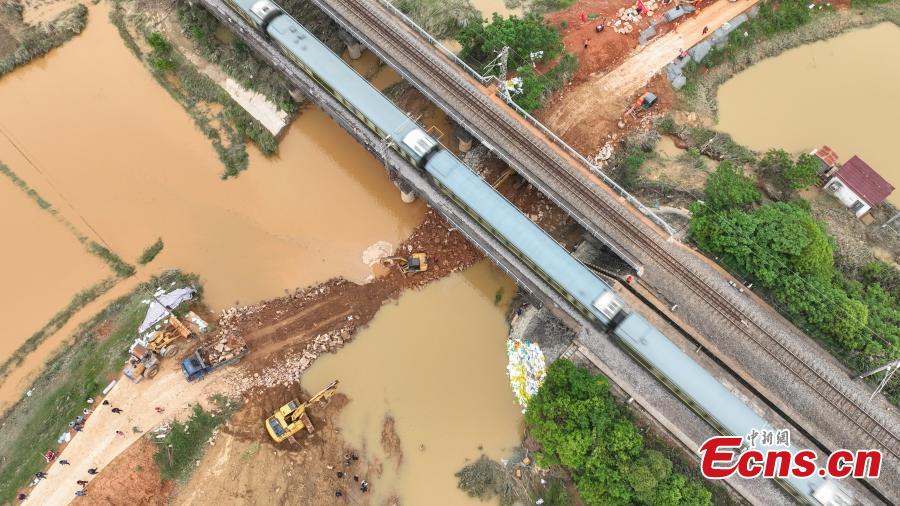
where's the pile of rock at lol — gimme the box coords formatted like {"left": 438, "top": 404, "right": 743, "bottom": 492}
{"left": 222, "top": 325, "right": 354, "bottom": 396}
{"left": 611, "top": 0, "right": 658, "bottom": 34}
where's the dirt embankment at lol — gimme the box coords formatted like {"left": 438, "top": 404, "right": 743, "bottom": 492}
{"left": 71, "top": 438, "right": 173, "bottom": 506}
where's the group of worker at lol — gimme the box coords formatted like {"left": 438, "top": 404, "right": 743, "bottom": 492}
{"left": 333, "top": 452, "right": 370, "bottom": 499}
{"left": 18, "top": 396, "right": 135, "bottom": 501}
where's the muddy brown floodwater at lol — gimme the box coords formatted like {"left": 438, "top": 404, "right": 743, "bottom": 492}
{"left": 470, "top": 0, "right": 521, "bottom": 17}
{"left": 0, "top": 179, "right": 109, "bottom": 361}
{"left": 302, "top": 262, "right": 524, "bottom": 505}
{"left": 0, "top": 4, "right": 424, "bottom": 311}
{"left": 0, "top": 4, "right": 423, "bottom": 406}
{"left": 717, "top": 23, "right": 900, "bottom": 206}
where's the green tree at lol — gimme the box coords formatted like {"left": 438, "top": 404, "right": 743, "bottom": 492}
{"left": 526, "top": 361, "right": 711, "bottom": 506}
{"left": 702, "top": 161, "right": 760, "bottom": 211}
{"left": 784, "top": 153, "right": 820, "bottom": 190}
{"left": 458, "top": 13, "right": 563, "bottom": 70}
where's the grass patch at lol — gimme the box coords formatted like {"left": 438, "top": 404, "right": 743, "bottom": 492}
{"left": 0, "top": 277, "right": 118, "bottom": 384}
{"left": 0, "top": 4, "right": 88, "bottom": 78}
{"left": 0, "top": 161, "right": 88, "bottom": 242}
{"left": 0, "top": 271, "right": 200, "bottom": 502}
{"left": 154, "top": 395, "right": 238, "bottom": 481}
{"left": 137, "top": 238, "right": 164, "bottom": 265}
{"left": 88, "top": 241, "right": 136, "bottom": 277}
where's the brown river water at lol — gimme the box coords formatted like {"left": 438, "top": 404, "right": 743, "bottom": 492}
{"left": 0, "top": 5, "right": 423, "bottom": 406}
{"left": 303, "top": 262, "right": 524, "bottom": 505}
{"left": 470, "top": 0, "right": 521, "bottom": 17}
{"left": 717, "top": 22, "right": 900, "bottom": 206}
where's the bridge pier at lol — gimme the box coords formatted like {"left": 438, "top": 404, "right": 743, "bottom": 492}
{"left": 450, "top": 122, "right": 474, "bottom": 153}
{"left": 393, "top": 179, "right": 416, "bottom": 203}
{"left": 338, "top": 29, "right": 365, "bottom": 60}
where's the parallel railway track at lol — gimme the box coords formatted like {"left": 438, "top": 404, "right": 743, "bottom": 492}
{"left": 332, "top": 0, "right": 900, "bottom": 462}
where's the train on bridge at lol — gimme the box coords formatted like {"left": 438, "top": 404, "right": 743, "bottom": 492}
{"left": 221, "top": 0, "right": 852, "bottom": 503}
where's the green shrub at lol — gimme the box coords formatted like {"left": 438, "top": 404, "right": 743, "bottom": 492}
{"left": 137, "top": 238, "right": 164, "bottom": 265}
{"left": 88, "top": 241, "right": 135, "bottom": 277}
{"left": 700, "top": 161, "right": 760, "bottom": 211}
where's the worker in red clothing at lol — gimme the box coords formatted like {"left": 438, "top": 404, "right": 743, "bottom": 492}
{"left": 580, "top": 12, "right": 587, "bottom": 23}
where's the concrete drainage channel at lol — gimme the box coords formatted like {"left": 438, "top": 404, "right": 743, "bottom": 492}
{"left": 667, "top": 6, "right": 760, "bottom": 89}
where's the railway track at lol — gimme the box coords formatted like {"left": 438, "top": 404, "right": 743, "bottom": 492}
{"left": 331, "top": 0, "right": 900, "bottom": 463}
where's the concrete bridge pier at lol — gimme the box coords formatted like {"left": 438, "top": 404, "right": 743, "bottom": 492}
{"left": 338, "top": 29, "right": 365, "bottom": 60}
{"left": 393, "top": 179, "right": 416, "bottom": 203}
{"left": 288, "top": 87, "right": 305, "bottom": 102}
{"left": 450, "top": 122, "right": 475, "bottom": 153}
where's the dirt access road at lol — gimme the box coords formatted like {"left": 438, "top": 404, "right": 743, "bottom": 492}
{"left": 26, "top": 368, "right": 227, "bottom": 505}
{"left": 542, "top": 0, "right": 761, "bottom": 149}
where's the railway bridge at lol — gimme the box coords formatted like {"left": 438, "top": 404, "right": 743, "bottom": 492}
{"left": 194, "top": 0, "right": 898, "bottom": 501}
{"left": 314, "top": 0, "right": 900, "bottom": 499}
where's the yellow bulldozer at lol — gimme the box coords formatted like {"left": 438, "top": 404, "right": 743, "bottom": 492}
{"left": 266, "top": 380, "right": 339, "bottom": 443}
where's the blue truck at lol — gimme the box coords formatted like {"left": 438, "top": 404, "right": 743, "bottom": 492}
{"left": 181, "top": 335, "right": 248, "bottom": 382}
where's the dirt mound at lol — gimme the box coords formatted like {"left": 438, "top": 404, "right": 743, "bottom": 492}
{"left": 73, "top": 438, "right": 173, "bottom": 505}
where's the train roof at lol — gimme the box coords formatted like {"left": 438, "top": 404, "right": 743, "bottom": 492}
{"left": 425, "top": 150, "right": 616, "bottom": 322}
{"left": 266, "top": 14, "right": 419, "bottom": 143}
{"left": 614, "top": 312, "right": 832, "bottom": 501}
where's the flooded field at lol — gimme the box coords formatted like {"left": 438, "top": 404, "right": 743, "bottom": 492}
{"left": 0, "top": 3, "right": 424, "bottom": 312}
{"left": 717, "top": 23, "right": 900, "bottom": 206}
{"left": 302, "top": 262, "right": 523, "bottom": 505}
{"left": 0, "top": 4, "right": 424, "bottom": 405}
{"left": 0, "top": 179, "right": 108, "bottom": 362}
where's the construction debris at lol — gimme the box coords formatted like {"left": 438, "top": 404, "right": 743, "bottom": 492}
{"left": 506, "top": 339, "right": 547, "bottom": 409}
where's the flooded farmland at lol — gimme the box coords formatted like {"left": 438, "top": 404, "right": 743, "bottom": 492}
{"left": 0, "top": 5, "right": 423, "bottom": 309}
{"left": 302, "top": 262, "right": 524, "bottom": 505}
{"left": 0, "top": 179, "right": 108, "bottom": 362}
{"left": 0, "top": 5, "right": 423, "bottom": 403}
{"left": 717, "top": 22, "right": 900, "bottom": 206}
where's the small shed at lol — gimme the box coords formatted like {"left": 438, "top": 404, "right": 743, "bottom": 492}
{"left": 811, "top": 145, "right": 840, "bottom": 174}
{"left": 823, "top": 156, "right": 895, "bottom": 218}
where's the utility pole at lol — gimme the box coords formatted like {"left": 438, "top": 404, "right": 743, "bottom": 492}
{"left": 483, "top": 47, "right": 510, "bottom": 101}
{"left": 855, "top": 358, "right": 900, "bottom": 401}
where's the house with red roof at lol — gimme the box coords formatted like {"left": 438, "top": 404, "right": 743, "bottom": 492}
{"left": 823, "top": 155, "right": 895, "bottom": 218}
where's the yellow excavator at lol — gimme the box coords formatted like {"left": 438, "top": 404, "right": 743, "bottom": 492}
{"left": 266, "top": 380, "right": 339, "bottom": 443}
{"left": 384, "top": 253, "right": 429, "bottom": 274}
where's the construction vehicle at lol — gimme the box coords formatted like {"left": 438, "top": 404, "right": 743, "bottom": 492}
{"left": 384, "top": 252, "right": 429, "bottom": 274}
{"left": 122, "top": 315, "right": 194, "bottom": 383}
{"left": 123, "top": 344, "right": 161, "bottom": 383}
{"left": 181, "top": 335, "right": 248, "bottom": 382}
{"left": 266, "top": 380, "right": 339, "bottom": 443}
{"left": 147, "top": 315, "right": 193, "bottom": 358}
{"left": 623, "top": 91, "right": 658, "bottom": 118}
